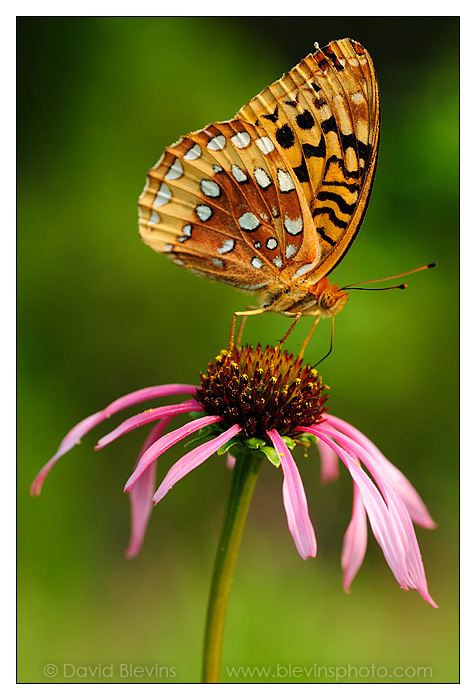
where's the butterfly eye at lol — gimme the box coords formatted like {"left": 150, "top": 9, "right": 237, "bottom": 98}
{"left": 317, "top": 289, "right": 348, "bottom": 315}
{"left": 318, "top": 290, "right": 335, "bottom": 310}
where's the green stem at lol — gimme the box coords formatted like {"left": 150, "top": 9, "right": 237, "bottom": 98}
{"left": 201, "top": 449, "right": 263, "bottom": 683}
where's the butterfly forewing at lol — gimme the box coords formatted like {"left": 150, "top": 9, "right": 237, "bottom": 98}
{"left": 140, "top": 134, "right": 270, "bottom": 290}
{"left": 138, "top": 37, "right": 380, "bottom": 308}
{"left": 140, "top": 119, "right": 315, "bottom": 288}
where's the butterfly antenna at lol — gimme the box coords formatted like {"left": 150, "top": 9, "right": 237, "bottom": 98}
{"left": 343, "top": 283, "right": 408, "bottom": 292}
{"left": 312, "top": 316, "right": 335, "bottom": 368}
{"left": 340, "top": 262, "right": 437, "bottom": 291}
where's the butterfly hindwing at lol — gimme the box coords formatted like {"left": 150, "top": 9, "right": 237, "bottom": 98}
{"left": 236, "top": 38, "right": 379, "bottom": 282}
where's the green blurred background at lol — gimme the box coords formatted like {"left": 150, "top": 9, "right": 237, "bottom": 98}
{"left": 18, "top": 17, "right": 459, "bottom": 683}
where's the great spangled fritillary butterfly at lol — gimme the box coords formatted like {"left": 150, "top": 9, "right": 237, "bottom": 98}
{"left": 138, "top": 38, "right": 380, "bottom": 321}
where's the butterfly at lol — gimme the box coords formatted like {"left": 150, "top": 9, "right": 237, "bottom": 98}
{"left": 138, "top": 38, "right": 380, "bottom": 322}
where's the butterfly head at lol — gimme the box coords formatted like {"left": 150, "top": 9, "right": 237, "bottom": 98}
{"left": 314, "top": 278, "right": 349, "bottom": 318}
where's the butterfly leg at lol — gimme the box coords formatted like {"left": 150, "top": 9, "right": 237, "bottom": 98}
{"left": 298, "top": 315, "right": 321, "bottom": 361}
{"left": 276, "top": 313, "right": 302, "bottom": 354}
{"left": 236, "top": 315, "right": 248, "bottom": 347}
{"left": 227, "top": 308, "right": 265, "bottom": 353}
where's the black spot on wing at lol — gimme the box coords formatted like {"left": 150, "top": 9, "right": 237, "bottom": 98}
{"left": 322, "top": 180, "right": 360, "bottom": 194}
{"left": 312, "top": 206, "right": 347, "bottom": 229}
{"left": 285, "top": 96, "right": 299, "bottom": 107}
{"left": 275, "top": 124, "right": 295, "bottom": 149}
{"left": 316, "top": 226, "right": 336, "bottom": 246}
{"left": 321, "top": 115, "right": 339, "bottom": 135}
{"left": 324, "top": 155, "right": 359, "bottom": 179}
{"left": 324, "top": 46, "right": 345, "bottom": 71}
{"left": 340, "top": 133, "right": 371, "bottom": 169}
{"left": 357, "top": 139, "right": 370, "bottom": 163}
{"left": 293, "top": 155, "right": 310, "bottom": 183}
{"left": 302, "top": 137, "right": 326, "bottom": 159}
{"left": 263, "top": 106, "right": 279, "bottom": 123}
{"left": 315, "top": 190, "right": 357, "bottom": 216}
{"left": 313, "top": 94, "right": 327, "bottom": 109}
{"left": 340, "top": 132, "right": 358, "bottom": 154}
{"left": 296, "top": 110, "right": 315, "bottom": 130}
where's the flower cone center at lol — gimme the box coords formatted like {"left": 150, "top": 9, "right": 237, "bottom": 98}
{"left": 196, "top": 345, "right": 327, "bottom": 439}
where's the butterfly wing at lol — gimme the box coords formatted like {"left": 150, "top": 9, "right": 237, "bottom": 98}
{"left": 139, "top": 119, "right": 316, "bottom": 291}
{"left": 237, "top": 37, "right": 380, "bottom": 284}
{"left": 138, "top": 38, "right": 379, "bottom": 291}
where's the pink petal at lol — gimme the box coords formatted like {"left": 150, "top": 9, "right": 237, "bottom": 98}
{"left": 124, "top": 415, "right": 223, "bottom": 493}
{"left": 96, "top": 399, "right": 201, "bottom": 449}
{"left": 31, "top": 383, "right": 198, "bottom": 496}
{"left": 325, "top": 414, "right": 436, "bottom": 529}
{"left": 31, "top": 411, "right": 103, "bottom": 496}
{"left": 226, "top": 453, "right": 236, "bottom": 470}
{"left": 341, "top": 482, "right": 368, "bottom": 592}
{"left": 317, "top": 437, "right": 340, "bottom": 483}
{"left": 267, "top": 429, "right": 317, "bottom": 560}
{"left": 99, "top": 384, "right": 199, "bottom": 417}
{"left": 300, "top": 426, "right": 414, "bottom": 590}
{"left": 316, "top": 424, "right": 438, "bottom": 608}
{"left": 126, "top": 418, "right": 172, "bottom": 558}
{"left": 322, "top": 425, "right": 437, "bottom": 606}
{"left": 153, "top": 424, "right": 242, "bottom": 505}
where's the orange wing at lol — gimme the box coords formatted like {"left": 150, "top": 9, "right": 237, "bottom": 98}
{"left": 139, "top": 119, "right": 316, "bottom": 291}
{"left": 237, "top": 37, "right": 380, "bottom": 284}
